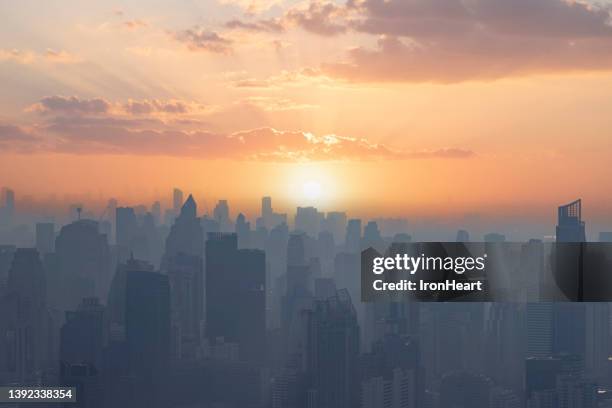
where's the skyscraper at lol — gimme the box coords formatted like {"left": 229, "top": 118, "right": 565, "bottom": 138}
{"left": 125, "top": 269, "right": 171, "bottom": 407}
{"left": 35, "top": 222, "right": 55, "bottom": 255}
{"left": 556, "top": 199, "right": 586, "bottom": 242}
{"left": 164, "top": 194, "right": 203, "bottom": 258}
{"left": 55, "top": 220, "right": 111, "bottom": 311}
{"left": 0, "top": 248, "right": 48, "bottom": 382}
{"left": 173, "top": 188, "right": 184, "bottom": 213}
{"left": 205, "top": 233, "right": 266, "bottom": 365}
{"left": 345, "top": 219, "right": 362, "bottom": 253}
{"left": 213, "top": 200, "right": 231, "bottom": 232}
{"left": 304, "top": 289, "right": 360, "bottom": 408}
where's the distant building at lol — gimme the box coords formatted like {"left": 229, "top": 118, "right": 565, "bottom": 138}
{"left": 456, "top": 229, "right": 470, "bottom": 242}
{"left": 304, "top": 289, "right": 360, "bottom": 408}
{"left": 36, "top": 222, "right": 55, "bottom": 255}
{"left": 598, "top": 232, "right": 612, "bottom": 242}
{"left": 556, "top": 199, "right": 586, "bottom": 242}
{"left": 484, "top": 233, "right": 506, "bottom": 243}
{"left": 345, "top": 219, "right": 362, "bottom": 253}
{"left": 55, "top": 220, "right": 111, "bottom": 311}
{"left": 206, "top": 233, "right": 266, "bottom": 365}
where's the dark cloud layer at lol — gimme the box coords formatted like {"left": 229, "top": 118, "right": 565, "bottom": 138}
{"left": 279, "top": 0, "right": 612, "bottom": 82}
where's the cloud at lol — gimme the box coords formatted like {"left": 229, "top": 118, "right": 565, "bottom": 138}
{"left": 225, "top": 18, "right": 285, "bottom": 33}
{"left": 323, "top": 33, "right": 612, "bottom": 83}
{"left": 0, "top": 49, "right": 82, "bottom": 64}
{"left": 28, "top": 96, "right": 208, "bottom": 117}
{"left": 172, "top": 28, "right": 233, "bottom": 54}
{"left": 240, "top": 96, "right": 318, "bottom": 111}
{"left": 267, "top": 0, "right": 612, "bottom": 82}
{"left": 218, "top": 0, "right": 283, "bottom": 14}
{"left": 15, "top": 95, "right": 472, "bottom": 160}
{"left": 30, "top": 96, "right": 112, "bottom": 115}
{"left": 122, "top": 19, "right": 149, "bottom": 30}
{"left": 285, "top": 0, "right": 348, "bottom": 36}
{"left": 122, "top": 99, "right": 207, "bottom": 115}
{"left": 0, "top": 117, "right": 474, "bottom": 161}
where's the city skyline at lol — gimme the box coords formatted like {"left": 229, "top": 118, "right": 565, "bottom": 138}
{"left": 2, "top": 0, "right": 612, "bottom": 220}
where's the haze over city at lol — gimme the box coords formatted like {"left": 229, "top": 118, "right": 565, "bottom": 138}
{"left": 2, "top": 0, "right": 612, "bottom": 228}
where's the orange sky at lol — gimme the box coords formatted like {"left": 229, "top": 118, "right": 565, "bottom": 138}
{"left": 1, "top": 0, "right": 612, "bottom": 223}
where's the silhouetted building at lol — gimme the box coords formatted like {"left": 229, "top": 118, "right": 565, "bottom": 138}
{"left": 556, "top": 199, "right": 586, "bottom": 242}
{"left": 173, "top": 188, "right": 184, "bottom": 213}
{"left": 55, "top": 219, "right": 111, "bottom": 311}
{"left": 236, "top": 213, "right": 251, "bottom": 248}
{"left": 206, "top": 233, "right": 266, "bottom": 365}
{"left": 213, "top": 200, "right": 232, "bottom": 232}
{"left": 125, "top": 269, "right": 171, "bottom": 406}
{"left": 60, "top": 297, "right": 105, "bottom": 370}
{"left": 0, "top": 248, "right": 48, "bottom": 383}
{"left": 167, "top": 253, "right": 203, "bottom": 360}
{"left": 35, "top": 222, "right": 55, "bottom": 255}
{"left": 164, "top": 194, "right": 203, "bottom": 258}
{"left": 304, "top": 289, "right": 360, "bottom": 408}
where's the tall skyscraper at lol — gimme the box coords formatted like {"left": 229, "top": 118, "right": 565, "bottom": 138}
{"left": 0, "top": 248, "right": 48, "bottom": 382}
{"left": 55, "top": 220, "right": 111, "bottom": 311}
{"left": 173, "top": 188, "right": 184, "bottom": 213}
{"left": 164, "top": 194, "right": 203, "bottom": 258}
{"left": 526, "top": 303, "right": 553, "bottom": 357}
{"left": 304, "top": 289, "right": 360, "bottom": 408}
{"left": 213, "top": 200, "right": 231, "bottom": 232}
{"left": 556, "top": 199, "right": 586, "bottom": 242}
{"left": 166, "top": 253, "right": 203, "bottom": 360}
{"left": 205, "top": 233, "right": 266, "bottom": 365}
{"left": 125, "top": 269, "right": 171, "bottom": 407}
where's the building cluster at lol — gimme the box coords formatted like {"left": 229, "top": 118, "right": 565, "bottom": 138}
{"left": 0, "top": 190, "right": 612, "bottom": 407}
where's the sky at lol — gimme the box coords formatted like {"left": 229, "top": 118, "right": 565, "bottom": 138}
{"left": 1, "top": 0, "right": 612, "bottom": 229}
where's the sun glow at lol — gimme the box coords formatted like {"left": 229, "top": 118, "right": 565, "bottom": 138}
{"left": 302, "top": 181, "right": 322, "bottom": 201}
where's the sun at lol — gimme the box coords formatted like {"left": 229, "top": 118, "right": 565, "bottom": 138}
{"left": 302, "top": 180, "right": 322, "bottom": 201}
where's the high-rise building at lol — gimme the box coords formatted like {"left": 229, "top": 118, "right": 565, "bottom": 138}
{"left": 60, "top": 297, "right": 105, "bottom": 369}
{"left": 295, "top": 207, "right": 323, "bottom": 237}
{"left": 55, "top": 220, "right": 110, "bottom": 312}
{"left": 304, "top": 289, "right": 360, "bottom": 408}
{"left": 235, "top": 213, "right": 251, "bottom": 248}
{"left": 322, "top": 212, "right": 347, "bottom": 244}
{"left": 35, "top": 222, "right": 55, "bottom": 255}
{"left": 116, "top": 207, "right": 137, "bottom": 248}
{"left": 526, "top": 303, "right": 553, "bottom": 357}
{"left": 164, "top": 194, "right": 203, "bottom": 258}
{"left": 556, "top": 199, "right": 586, "bottom": 242}
{"left": 173, "top": 188, "right": 184, "bottom": 213}
{"left": 166, "top": 253, "right": 203, "bottom": 360}
{"left": 213, "top": 200, "right": 231, "bottom": 232}
{"left": 0, "top": 248, "right": 48, "bottom": 382}
{"left": 125, "top": 269, "right": 171, "bottom": 407}
{"left": 345, "top": 219, "right": 362, "bottom": 253}
{"left": 205, "top": 233, "right": 266, "bottom": 365}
